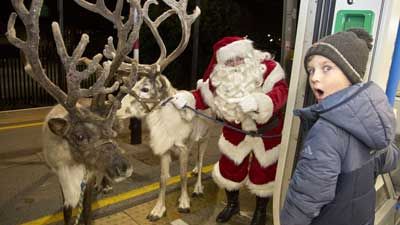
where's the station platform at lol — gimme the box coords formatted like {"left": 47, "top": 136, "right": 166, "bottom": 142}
{"left": 88, "top": 179, "right": 273, "bottom": 225}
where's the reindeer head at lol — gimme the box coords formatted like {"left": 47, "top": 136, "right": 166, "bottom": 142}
{"left": 47, "top": 113, "right": 133, "bottom": 182}
{"left": 117, "top": 75, "right": 175, "bottom": 119}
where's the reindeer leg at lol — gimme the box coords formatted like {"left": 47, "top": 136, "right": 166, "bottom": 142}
{"left": 63, "top": 206, "right": 73, "bottom": 225}
{"left": 178, "top": 146, "right": 190, "bottom": 213}
{"left": 61, "top": 191, "right": 73, "bottom": 225}
{"left": 101, "top": 176, "right": 113, "bottom": 194}
{"left": 192, "top": 139, "right": 207, "bottom": 197}
{"left": 147, "top": 153, "right": 170, "bottom": 221}
{"left": 57, "top": 165, "right": 86, "bottom": 225}
{"left": 190, "top": 141, "right": 200, "bottom": 175}
{"left": 83, "top": 178, "right": 95, "bottom": 225}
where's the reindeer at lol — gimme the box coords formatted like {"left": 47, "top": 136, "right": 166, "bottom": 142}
{"left": 5, "top": 0, "right": 154, "bottom": 224}
{"left": 117, "top": 75, "right": 211, "bottom": 221}
{"left": 112, "top": 2, "right": 208, "bottom": 218}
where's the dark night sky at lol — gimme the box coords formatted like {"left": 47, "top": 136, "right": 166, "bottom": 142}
{"left": 0, "top": 0, "right": 283, "bottom": 51}
{"left": 0, "top": 0, "right": 284, "bottom": 89}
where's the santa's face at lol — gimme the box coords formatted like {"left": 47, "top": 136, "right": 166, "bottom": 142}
{"left": 210, "top": 54, "right": 266, "bottom": 122}
{"left": 224, "top": 56, "right": 245, "bottom": 67}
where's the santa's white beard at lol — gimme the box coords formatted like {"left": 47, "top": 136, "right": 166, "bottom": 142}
{"left": 210, "top": 57, "right": 266, "bottom": 123}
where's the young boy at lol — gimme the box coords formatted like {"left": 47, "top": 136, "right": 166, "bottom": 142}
{"left": 280, "top": 29, "right": 400, "bottom": 225}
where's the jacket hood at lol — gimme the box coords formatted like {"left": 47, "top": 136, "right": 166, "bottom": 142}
{"left": 295, "top": 82, "right": 396, "bottom": 150}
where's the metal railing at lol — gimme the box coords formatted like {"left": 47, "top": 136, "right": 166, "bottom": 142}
{"left": 0, "top": 37, "right": 96, "bottom": 110}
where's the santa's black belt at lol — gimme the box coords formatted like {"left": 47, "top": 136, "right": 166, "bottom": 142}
{"left": 160, "top": 96, "right": 281, "bottom": 138}
{"left": 184, "top": 105, "right": 281, "bottom": 139}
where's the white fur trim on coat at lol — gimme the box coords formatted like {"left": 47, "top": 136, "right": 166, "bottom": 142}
{"left": 218, "top": 135, "right": 264, "bottom": 165}
{"left": 197, "top": 79, "right": 215, "bottom": 109}
{"left": 216, "top": 39, "right": 254, "bottom": 63}
{"left": 262, "top": 62, "right": 285, "bottom": 93}
{"left": 247, "top": 180, "right": 274, "bottom": 197}
{"left": 212, "top": 162, "right": 245, "bottom": 190}
{"left": 253, "top": 144, "right": 280, "bottom": 168}
{"left": 249, "top": 93, "right": 274, "bottom": 124}
{"left": 254, "top": 50, "right": 272, "bottom": 61}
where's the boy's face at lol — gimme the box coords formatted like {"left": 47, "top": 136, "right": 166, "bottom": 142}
{"left": 307, "top": 55, "right": 351, "bottom": 102}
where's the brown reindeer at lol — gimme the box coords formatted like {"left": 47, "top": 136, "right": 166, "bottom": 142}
{"left": 5, "top": 0, "right": 161, "bottom": 224}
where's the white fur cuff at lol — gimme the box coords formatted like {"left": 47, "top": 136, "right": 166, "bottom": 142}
{"left": 212, "top": 162, "right": 244, "bottom": 191}
{"left": 262, "top": 62, "right": 285, "bottom": 93}
{"left": 247, "top": 180, "right": 274, "bottom": 197}
{"left": 253, "top": 144, "right": 280, "bottom": 168}
{"left": 197, "top": 79, "right": 215, "bottom": 109}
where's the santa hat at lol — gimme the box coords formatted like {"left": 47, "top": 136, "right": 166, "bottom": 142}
{"left": 202, "top": 36, "right": 253, "bottom": 81}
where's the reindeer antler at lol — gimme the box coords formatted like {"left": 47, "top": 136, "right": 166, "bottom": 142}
{"left": 143, "top": 0, "right": 200, "bottom": 72}
{"left": 104, "top": 0, "right": 201, "bottom": 75}
{"left": 6, "top": 0, "right": 69, "bottom": 111}
{"left": 74, "top": 0, "right": 143, "bottom": 84}
{"left": 6, "top": 0, "right": 142, "bottom": 126}
{"left": 72, "top": 0, "right": 144, "bottom": 113}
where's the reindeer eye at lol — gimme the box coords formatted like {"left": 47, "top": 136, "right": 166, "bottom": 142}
{"left": 76, "top": 134, "right": 85, "bottom": 141}
{"left": 141, "top": 87, "right": 149, "bottom": 93}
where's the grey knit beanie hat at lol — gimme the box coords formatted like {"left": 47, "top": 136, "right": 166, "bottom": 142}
{"left": 304, "top": 28, "right": 373, "bottom": 84}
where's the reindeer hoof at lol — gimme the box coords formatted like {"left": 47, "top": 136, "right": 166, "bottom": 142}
{"left": 178, "top": 207, "right": 190, "bottom": 213}
{"left": 102, "top": 185, "right": 113, "bottom": 194}
{"left": 146, "top": 211, "right": 166, "bottom": 221}
{"left": 191, "top": 171, "right": 198, "bottom": 176}
{"left": 191, "top": 192, "right": 204, "bottom": 198}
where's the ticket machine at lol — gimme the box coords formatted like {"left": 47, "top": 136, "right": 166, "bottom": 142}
{"left": 274, "top": 1, "right": 400, "bottom": 224}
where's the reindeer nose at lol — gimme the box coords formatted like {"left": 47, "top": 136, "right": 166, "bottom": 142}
{"left": 141, "top": 87, "right": 149, "bottom": 93}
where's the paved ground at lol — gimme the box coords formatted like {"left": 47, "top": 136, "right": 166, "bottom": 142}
{"left": 91, "top": 179, "right": 273, "bottom": 225}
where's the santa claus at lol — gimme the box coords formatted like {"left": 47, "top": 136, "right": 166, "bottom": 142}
{"left": 172, "top": 36, "right": 288, "bottom": 225}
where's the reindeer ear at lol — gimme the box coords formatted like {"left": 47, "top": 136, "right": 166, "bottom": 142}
{"left": 48, "top": 118, "right": 70, "bottom": 137}
{"left": 157, "top": 75, "right": 167, "bottom": 88}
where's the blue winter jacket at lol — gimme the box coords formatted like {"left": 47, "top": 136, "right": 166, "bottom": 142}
{"left": 280, "top": 82, "right": 399, "bottom": 225}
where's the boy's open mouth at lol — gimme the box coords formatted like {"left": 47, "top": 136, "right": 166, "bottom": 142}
{"left": 314, "top": 88, "right": 324, "bottom": 101}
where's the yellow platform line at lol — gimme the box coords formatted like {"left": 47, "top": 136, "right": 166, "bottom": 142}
{"left": 0, "top": 122, "right": 44, "bottom": 131}
{"left": 20, "top": 164, "right": 214, "bottom": 225}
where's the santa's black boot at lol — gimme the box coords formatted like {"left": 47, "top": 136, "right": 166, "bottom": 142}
{"left": 216, "top": 189, "right": 240, "bottom": 223}
{"left": 250, "top": 196, "right": 269, "bottom": 225}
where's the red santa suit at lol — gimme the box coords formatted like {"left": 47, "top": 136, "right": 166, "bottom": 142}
{"left": 182, "top": 37, "right": 288, "bottom": 197}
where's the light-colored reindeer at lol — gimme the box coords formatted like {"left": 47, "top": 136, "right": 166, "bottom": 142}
{"left": 5, "top": 0, "right": 166, "bottom": 224}
{"left": 113, "top": 1, "right": 207, "bottom": 221}
{"left": 117, "top": 75, "right": 211, "bottom": 221}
